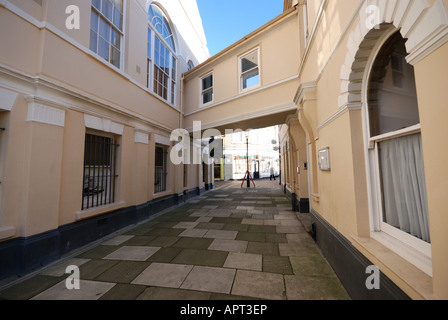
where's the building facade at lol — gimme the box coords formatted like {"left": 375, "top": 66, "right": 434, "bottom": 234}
{"left": 278, "top": 0, "right": 448, "bottom": 300}
{"left": 0, "top": 0, "right": 212, "bottom": 280}
{"left": 182, "top": 0, "right": 448, "bottom": 300}
{"left": 1, "top": 0, "right": 448, "bottom": 300}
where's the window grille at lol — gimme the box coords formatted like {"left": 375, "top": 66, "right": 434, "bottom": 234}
{"left": 154, "top": 145, "right": 168, "bottom": 193}
{"left": 82, "top": 133, "right": 119, "bottom": 210}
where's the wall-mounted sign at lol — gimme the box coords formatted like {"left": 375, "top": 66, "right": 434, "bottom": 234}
{"left": 319, "top": 147, "right": 331, "bottom": 171}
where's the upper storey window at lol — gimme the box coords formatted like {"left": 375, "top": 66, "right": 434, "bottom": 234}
{"left": 90, "top": 0, "right": 124, "bottom": 69}
{"left": 148, "top": 4, "right": 175, "bottom": 51}
{"left": 147, "top": 4, "right": 177, "bottom": 105}
{"left": 201, "top": 72, "right": 213, "bottom": 106}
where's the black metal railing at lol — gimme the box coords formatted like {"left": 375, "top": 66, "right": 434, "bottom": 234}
{"left": 154, "top": 166, "right": 167, "bottom": 193}
{"left": 154, "top": 146, "right": 167, "bottom": 193}
{"left": 82, "top": 134, "right": 118, "bottom": 210}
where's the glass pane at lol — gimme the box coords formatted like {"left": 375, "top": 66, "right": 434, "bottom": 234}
{"left": 368, "top": 32, "right": 420, "bottom": 137}
{"left": 92, "top": 0, "right": 101, "bottom": 11}
{"left": 111, "top": 47, "right": 120, "bottom": 68}
{"left": 202, "top": 90, "right": 213, "bottom": 104}
{"left": 111, "top": 29, "right": 120, "bottom": 48}
{"left": 99, "top": 17, "right": 110, "bottom": 40}
{"left": 90, "top": 30, "right": 98, "bottom": 53}
{"left": 154, "top": 37, "right": 160, "bottom": 65}
{"left": 113, "top": 8, "right": 123, "bottom": 30}
{"left": 98, "top": 37, "right": 109, "bottom": 61}
{"left": 148, "top": 4, "right": 175, "bottom": 52}
{"left": 163, "top": 85, "right": 167, "bottom": 100}
{"left": 154, "top": 49, "right": 160, "bottom": 67}
{"left": 202, "top": 75, "right": 213, "bottom": 90}
{"left": 113, "top": 0, "right": 123, "bottom": 13}
{"left": 102, "top": 0, "right": 113, "bottom": 21}
{"left": 242, "top": 69, "right": 260, "bottom": 89}
{"left": 241, "top": 50, "right": 258, "bottom": 73}
{"left": 91, "top": 11, "right": 99, "bottom": 33}
{"left": 153, "top": 77, "right": 158, "bottom": 95}
{"left": 188, "top": 60, "right": 194, "bottom": 71}
{"left": 147, "top": 28, "right": 152, "bottom": 59}
{"left": 164, "top": 46, "right": 169, "bottom": 66}
{"left": 378, "top": 133, "right": 430, "bottom": 242}
{"left": 155, "top": 147, "right": 165, "bottom": 166}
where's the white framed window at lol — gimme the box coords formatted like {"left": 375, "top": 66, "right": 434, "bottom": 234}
{"left": 147, "top": 4, "right": 177, "bottom": 106}
{"left": 364, "top": 31, "right": 431, "bottom": 274}
{"left": 90, "top": 0, "right": 124, "bottom": 69}
{"left": 200, "top": 72, "right": 214, "bottom": 106}
{"left": 239, "top": 48, "right": 260, "bottom": 92}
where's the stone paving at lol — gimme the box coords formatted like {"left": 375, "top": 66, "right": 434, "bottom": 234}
{"left": 0, "top": 180, "right": 350, "bottom": 300}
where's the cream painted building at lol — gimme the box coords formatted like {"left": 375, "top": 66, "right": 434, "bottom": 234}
{"left": 0, "top": 0, "right": 212, "bottom": 280}
{"left": 182, "top": 0, "right": 448, "bottom": 300}
{"left": 1, "top": 0, "right": 448, "bottom": 300}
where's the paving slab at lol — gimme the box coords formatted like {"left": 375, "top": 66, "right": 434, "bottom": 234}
{"left": 132, "top": 263, "right": 193, "bottom": 288}
{"left": 208, "top": 239, "right": 248, "bottom": 253}
{"left": 103, "top": 246, "right": 161, "bottom": 261}
{"left": 137, "top": 287, "right": 211, "bottom": 300}
{"left": 100, "top": 283, "right": 146, "bottom": 300}
{"left": 173, "top": 222, "right": 200, "bottom": 229}
{"left": 231, "top": 270, "right": 285, "bottom": 300}
{"left": 31, "top": 279, "right": 115, "bottom": 300}
{"left": 223, "top": 252, "right": 263, "bottom": 271}
{"left": 179, "top": 228, "right": 208, "bottom": 238}
{"left": 203, "top": 229, "right": 238, "bottom": 240}
{"left": 102, "top": 235, "right": 135, "bottom": 246}
{"left": 95, "top": 261, "right": 150, "bottom": 284}
{"left": 181, "top": 266, "right": 236, "bottom": 294}
{"left": 39, "top": 258, "right": 90, "bottom": 277}
{"left": 172, "top": 248, "right": 228, "bottom": 267}
{"left": 284, "top": 275, "right": 350, "bottom": 300}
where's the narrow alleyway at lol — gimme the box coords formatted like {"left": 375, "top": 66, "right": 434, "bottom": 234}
{"left": 0, "top": 180, "right": 349, "bottom": 300}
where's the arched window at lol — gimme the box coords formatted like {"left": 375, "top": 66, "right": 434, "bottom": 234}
{"left": 187, "top": 60, "right": 195, "bottom": 71}
{"left": 367, "top": 31, "right": 430, "bottom": 246}
{"left": 147, "top": 3, "right": 177, "bottom": 105}
{"left": 148, "top": 4, "right": 175, "bottom": 51}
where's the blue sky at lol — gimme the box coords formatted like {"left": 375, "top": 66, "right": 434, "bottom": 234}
{"left": 196, "top": 0, "right": 284, "bottom": 56}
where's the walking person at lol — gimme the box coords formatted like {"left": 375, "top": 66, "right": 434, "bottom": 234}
{"left": 269, "top": 163, "right": 276, "bottom": 181}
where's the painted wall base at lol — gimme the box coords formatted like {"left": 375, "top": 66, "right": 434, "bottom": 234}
{"left": 283, "top": 185, "right": 309, "bottom": 213}
{"left": 310, "top": 209, "right": 410, "bottom": 300}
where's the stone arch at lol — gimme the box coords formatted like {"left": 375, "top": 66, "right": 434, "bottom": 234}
{"left": 339, "top": 0, "right": 448, "bottom": 109}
